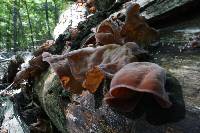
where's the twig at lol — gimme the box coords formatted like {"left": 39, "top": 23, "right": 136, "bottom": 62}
{"left": 0, "top": 82, "right": 14, "bottom": 95}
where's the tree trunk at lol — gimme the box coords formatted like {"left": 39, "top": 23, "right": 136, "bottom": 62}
{"left": 45, "top": 0, "right": 51, "bottom": 38}
{"left": 17, "top": 0, "right": 26, "bottom": 49}
{"left": 6, "top": 7, "right": 12, "bottom": 51}
{"left": 24, "top": 0, "right": 34, "bottom": 50}
{"left": 52, "top": 0, "right": 59, "bottom": 26}
{"left": 13, "top": 0, "right": 18, "bottom": 52}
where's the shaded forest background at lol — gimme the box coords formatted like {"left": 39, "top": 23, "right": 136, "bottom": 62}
{"left": 0, "top": 0, "right": 72, "bottom": 52}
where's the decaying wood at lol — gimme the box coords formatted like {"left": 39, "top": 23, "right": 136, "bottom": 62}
{"left": 143, "top": 0, "right": 200, "bottom": 28}
{"left": 71, "top": 1, "right": 127, "bottom": 50}
{"left": 72, "top": 0, "right": 200, "bottom": 50}
{"left": 8, "top": 0, "right": 200, "bottom": 133}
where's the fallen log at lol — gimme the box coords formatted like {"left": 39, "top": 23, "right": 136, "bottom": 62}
{"left": 32, "top": 0, "right": 200, "bottom": 132}
{"left": 143, "top": 0, "right": 200, "bottom": 28}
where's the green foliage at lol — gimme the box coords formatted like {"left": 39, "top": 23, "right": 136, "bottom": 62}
{"left": 0, "top": 0, "right": 70, "bottom": 51}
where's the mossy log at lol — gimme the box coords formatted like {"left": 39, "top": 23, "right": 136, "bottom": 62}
{"left": 34, "top": 69, "right": 68, "bottom": 133}
{"left": 33, "top": 0, "right": 200, "bottom": 132}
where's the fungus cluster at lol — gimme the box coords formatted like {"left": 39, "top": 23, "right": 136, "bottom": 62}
{"left": 42, "top": 3, "right": 171, "bottom": 112}
{"left": 13, "top": 3, "right": 172, "bottom": 113}
{"left": 94, "top": 3, "right": 159, "bottom": 47}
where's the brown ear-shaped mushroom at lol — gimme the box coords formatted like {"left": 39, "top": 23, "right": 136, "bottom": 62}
{"left": 104, "top": 89, "right": 143, "bottom": 112}
{"left": 67, "top": 43, "right": 140, "bottom": 93}
{"left": 89, "top": 6, "right": 96, "bottom": 14}
{"left": 69, "top": 28, "right": 79, "bottom": 41}
{"left": 97, "top": 42, "right": 148, "bottom": 77}
{"left": 123, "top": 42, "right": 148, "bottom": 55}
{"left": 96, "top": 20, "right": 115, "bottom": 33}
{"left": 42, "top": 52, "right": 83, "bottom": 94}
{"left": 67, "top": 45, "right": 118, "bottom": 93}
{"left": 82, "top": 66, "right": 104, "bottom": 93}
{"left": 95, "top": 19, "right": 123, "bottom": 45}
{"left": 81, "top": 34, "right": 96, "bottom": 48}
{"left": 33, "top": 40, "right": 55, "bottom": 56}
{"left": 126, "top": 3, "right": 140, "bottom": 19}
{"left": 14, "top": 55, "right": 49, "bottom": 84}
{"left": 121, "top": 3, "right": 159, "bottom": 46}
{"left": 105, "top": 62, "right": 172, "bottom": 112}
{"left": 95, "top": 33, "right": 116, "bottom": 45}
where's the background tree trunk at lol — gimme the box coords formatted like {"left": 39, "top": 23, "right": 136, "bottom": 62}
{"left": 24, "top": 0, "right": 34, "bottom": 50}
{"left": 17, "top": 0, "right": 26, "bottom": 49}
{"left": 53, "top": 0, "right": 59, "bottom": 26}
{"left": 13, "top": 0, "right": 18, "bottom": 52}
{"left": 45, "top": 0, "right": 51, "bottom": 38}
{"left": 6, "top": 7, "right": 12, "bottom": 51}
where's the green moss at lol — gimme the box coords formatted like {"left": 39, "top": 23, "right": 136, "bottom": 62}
{"left": 34, "top": 69, "right": 68, "bottom": 133}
